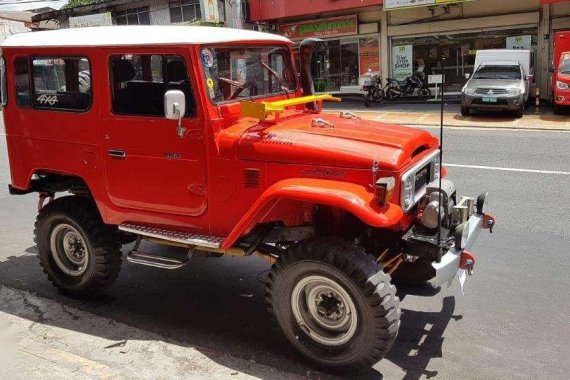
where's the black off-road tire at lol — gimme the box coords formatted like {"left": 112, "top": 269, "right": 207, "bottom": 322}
{"left": 34, "top": 196, "right": 122, "bottom": 298}
{"left": 266, "top": 238, "right": 401, "bottom": 369}
{"left": 389, "top": 259, "right": 435, "bottom": 286}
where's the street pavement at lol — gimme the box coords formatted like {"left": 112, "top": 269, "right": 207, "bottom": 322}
{"left": 326, "top": 100, "right": 570, "bottom": 130}
{"left": 1, "top": 110, "right": 569, "bottom": 379}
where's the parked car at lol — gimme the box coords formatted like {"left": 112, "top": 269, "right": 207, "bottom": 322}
{"left": 551, "top": 31, "right": 570, "bottom": 114}
{"left": 1, "top": 26, "right": 495, "bottom": 369}
{"left": 461, "top": 60, "right": 531, "bottom": 117}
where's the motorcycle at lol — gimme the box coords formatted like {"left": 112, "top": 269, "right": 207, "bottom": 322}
{"left": 385, "top": 72, "right": 431, "bottom": 100}
{"left": 363, "top": 74, "right": 384, "bottom": 107}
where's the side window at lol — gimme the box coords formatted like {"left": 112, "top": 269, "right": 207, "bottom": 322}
{"left": 15, "top": 57, "right": 31, "bottom": 108}
{"left": 31, "top": 57, "right": 91, "bottom": 112}
{"left": 110, "top": 54, "right": 196, "bottom": 117}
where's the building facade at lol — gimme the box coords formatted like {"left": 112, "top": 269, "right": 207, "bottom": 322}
{"left": 250, "top": 0, "right": 570, "bottom": 98}
{"left": 32, "top": 0, "right": 226, "bottom": 29}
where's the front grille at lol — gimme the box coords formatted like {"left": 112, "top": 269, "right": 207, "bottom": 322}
{"left": 475, "top": 88, "right": 508, "bottom": 95}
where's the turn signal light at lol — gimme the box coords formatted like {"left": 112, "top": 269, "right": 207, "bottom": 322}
{"left": 375, "top": 177, "right": 395, "bottom": 207}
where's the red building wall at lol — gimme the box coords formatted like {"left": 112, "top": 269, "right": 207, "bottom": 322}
{"left": 249, "top": 0, "right": 383, "bottom": 22}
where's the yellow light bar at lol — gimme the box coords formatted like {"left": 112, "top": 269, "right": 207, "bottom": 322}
{"left": 241, "top": 94, "right": 341, "bottom": 121}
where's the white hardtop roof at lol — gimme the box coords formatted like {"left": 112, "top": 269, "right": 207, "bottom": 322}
{"left": 480, "top": 60, "right": 521, "bottom": 66}
{"left": 1, "top": 25, "right": 292, "bottom": 48}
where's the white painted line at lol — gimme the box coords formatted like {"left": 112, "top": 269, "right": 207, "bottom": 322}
{"left": 445, "top": 163, "right": 570, "bottom": 175}
{"left": 409, "top": 125, "right": 570, "bottom": 133}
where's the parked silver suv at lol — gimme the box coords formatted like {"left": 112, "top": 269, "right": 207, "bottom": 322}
{"left": 461, "top": 61, "right": 530, "bottom": 118}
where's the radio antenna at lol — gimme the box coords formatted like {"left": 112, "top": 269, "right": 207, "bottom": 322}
{"left": 437, "top": 57, "right": 446, "bottom": 247}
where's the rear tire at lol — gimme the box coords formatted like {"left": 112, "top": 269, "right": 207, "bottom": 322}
{"left": 34, "top": 196, "right": 122, "bottom": 298}
{"left": 266, "top": 238, "right": 400, "bottom": 369}
{"left": 461, "top": 105, "right": 470, "bottom": 116}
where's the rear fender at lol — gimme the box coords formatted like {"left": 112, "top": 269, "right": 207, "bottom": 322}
{"left": 221, "top": 178, "right": 403, "bottom": 249}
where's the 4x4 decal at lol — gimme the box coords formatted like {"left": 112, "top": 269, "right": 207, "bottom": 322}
{"left": 36, "top": 94, "right": 58, "bottom": 106}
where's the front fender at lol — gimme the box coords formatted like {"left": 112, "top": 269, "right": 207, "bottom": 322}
{"left": 221, "top": 178, "right": 404, "bottom": 249}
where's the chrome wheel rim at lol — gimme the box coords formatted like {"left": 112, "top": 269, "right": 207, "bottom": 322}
{"left": 291, "top": 275, "right": 358, "bottom": 346}
{"left": 49, "top": 223, "right": 89, "bottom": 277}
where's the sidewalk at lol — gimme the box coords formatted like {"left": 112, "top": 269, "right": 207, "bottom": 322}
{"left": 324, "top": 101, "right": 570, "bottom": 131}
{"left": 0, "top": 285, "right": 300, "bottom": 380}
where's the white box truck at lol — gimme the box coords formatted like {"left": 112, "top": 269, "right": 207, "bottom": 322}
{"left": 474, "top": 49, "right": 532, "bottom": 76}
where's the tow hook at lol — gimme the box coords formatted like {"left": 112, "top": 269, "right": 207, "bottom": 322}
{"left": 482, "top": 213, "right": 496, "bottom": 233}
{"left": 460, "top": 250, "right": 476, "bottom": 276}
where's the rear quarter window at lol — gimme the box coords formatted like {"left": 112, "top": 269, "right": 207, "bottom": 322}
{"left": 31, "top": 57, "right": 92, "bottom": 112}
{"left": 1, "top": 57, "right": 6, "bottom": 107}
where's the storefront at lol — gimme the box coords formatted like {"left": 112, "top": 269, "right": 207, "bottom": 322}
{"left": 383, "top": 0, "right": 542, "bottom": 93}
{"left": 279, "top": 15, "right": 381, "bottom": 93}
{"left": 391, "top": 28, "right": 539, "bottom": 92}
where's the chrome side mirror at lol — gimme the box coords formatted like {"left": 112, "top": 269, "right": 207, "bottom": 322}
{"left": 164, "top": 90, "right": 186, "bottom": 138}
{"left": 464, "top": 73, "right": 471, "bottom": 79}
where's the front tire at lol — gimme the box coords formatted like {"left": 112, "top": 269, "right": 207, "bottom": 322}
{"left": 34, "top": 196, "right": 122, "bottom": 298}
{"left": 461, "top": 105, "right": 470, "bottom": 116}
{"left": 553, "top": 101, "right": 562, "bottom": 115}
{"left": 266, "top": 238, "right": 400, "bottom": 369}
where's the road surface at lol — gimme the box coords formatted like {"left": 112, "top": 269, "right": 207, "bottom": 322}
{"left": 1, "top": 113, "right": 568, "bottom": 379}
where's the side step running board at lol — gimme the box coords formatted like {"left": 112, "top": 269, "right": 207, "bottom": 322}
{"left": 119, "top": 223, "right": 224, "bottom": 249}
{"left": 127, "top": 250, "right": 188, "bottom": 270}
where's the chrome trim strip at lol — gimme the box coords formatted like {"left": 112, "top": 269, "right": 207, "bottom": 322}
{"left": 400, "top": 149, "right": 440, "bottom": 212}
{"left": 429, "top": 213, "right": 484, "bottom": 288}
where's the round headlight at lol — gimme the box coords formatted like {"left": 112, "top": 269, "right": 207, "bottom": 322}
{"left": 454, "top": 222, "right": 470, "bottom": 250}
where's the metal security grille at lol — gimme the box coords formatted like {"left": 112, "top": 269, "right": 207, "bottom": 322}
{"left": 114, "top": 7, "right": 151, "bottom": 25}
{"left": 169, "top": 0, "right": 201, "bottom": 23}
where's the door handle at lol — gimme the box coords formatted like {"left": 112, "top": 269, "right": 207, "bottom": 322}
{"left": 108, "top": 149, "right": 126, "bottom": 158}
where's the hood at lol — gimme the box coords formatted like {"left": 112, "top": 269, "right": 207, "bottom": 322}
{"left": 467, "top": 78, "right": 522, "bottom": 88}
{"left": 235, "top": 113, "right": 438, "bottom": 171}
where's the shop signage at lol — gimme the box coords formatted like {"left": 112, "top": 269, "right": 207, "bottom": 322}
{"left": 279, "top": 15, "right": 358, "bottom": 40}
{"left": 69, "top": 12, "right": 112, "bottom": 28}
{"left": 201, "top": 0, "right": 220, "bottom": 23}
{"left": 506, "top": 35, "right": 533, "bottom": 50}
{"left": 392, "top": 45, "right": 413, "bottom": 81}
{"left": 384, "top": 0, "right": 476, "bottom": 10}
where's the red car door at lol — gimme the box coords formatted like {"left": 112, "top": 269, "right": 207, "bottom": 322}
{"left": 101, "top": 47, "right": 208, "bottom": 228}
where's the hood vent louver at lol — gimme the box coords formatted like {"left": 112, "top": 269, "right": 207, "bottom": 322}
{"left": 243, "top": 168, "right": 262, "bottom": 188}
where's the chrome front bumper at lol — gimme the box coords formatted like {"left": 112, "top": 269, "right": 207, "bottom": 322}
{"left": 429, "top": 213, "right": 484, "bottom": 287}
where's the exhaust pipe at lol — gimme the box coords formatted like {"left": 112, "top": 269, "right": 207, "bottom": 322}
{"left": 298, "top": 38, "right": 324, "bottom": 111}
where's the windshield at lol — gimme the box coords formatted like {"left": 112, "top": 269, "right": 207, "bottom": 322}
{"left": 560, "top": 54, "right": 570, "bottom": 74}
{"left": 473, "top": 65, "right": 521, "bottom": 80}
{"left": 201, "top": 46, "right": 297, "bottom": 103}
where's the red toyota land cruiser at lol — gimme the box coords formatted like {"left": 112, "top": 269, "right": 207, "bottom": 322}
{"left": 1, "top": 26, "right": 494, "bottom": 369}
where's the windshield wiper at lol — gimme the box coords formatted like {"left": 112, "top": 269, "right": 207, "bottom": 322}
{"left": 218, "top": 77, "right": 258, "bottom": 100}
{"left": 261, "top": 62, "right": 290, "bottom": 99}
